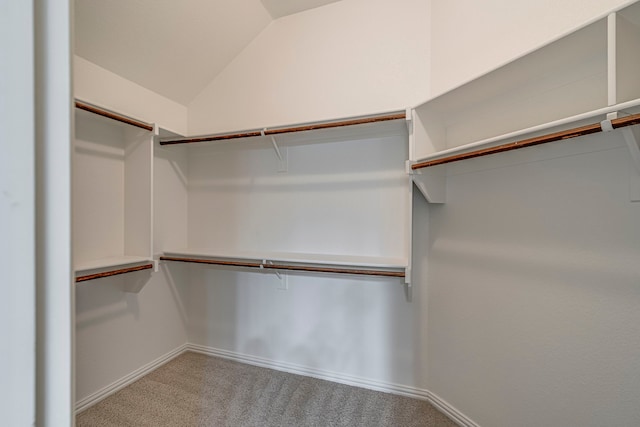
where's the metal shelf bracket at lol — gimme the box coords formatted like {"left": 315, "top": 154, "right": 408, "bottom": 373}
{"left": 262, "top": 129, "right": 288, "bottom": 172}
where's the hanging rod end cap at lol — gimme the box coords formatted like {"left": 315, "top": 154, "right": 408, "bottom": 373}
{"left": 406, "top": 160, "right": 415, "bottom": 174}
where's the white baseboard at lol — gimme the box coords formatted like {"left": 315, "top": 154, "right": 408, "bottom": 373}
{"left": 423, "top": 390, "right": 481, "bottom": 427}
{"left": 187, "top": 343, "right": 479, "bottom": 427}
{"left": 75, "top": 343, "right": 188, "bottom": 414}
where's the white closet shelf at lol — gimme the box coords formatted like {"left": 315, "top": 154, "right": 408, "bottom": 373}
{"left": 411, "top": 102, "right": 640, "bottom": 170}
{"left": 75, "top": 255, "right": 153, "bottom": 272}
{"left": 412, "top": 17, "right": 609, "bottom": 155}
{"left": 75, "top": 257, "right": 154, "bottom": 283}
{"left": 158, "top": 110, "right": 409, "bottom": 147}
{"left": 75, "top": 100, "right": 154, "bottom": 131}
{"left": 160, "top": 249, "right": 407, "bottom": 279}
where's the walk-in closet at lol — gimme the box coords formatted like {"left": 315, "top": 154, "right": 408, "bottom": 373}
{"left": 2, "top": 0, "right": 640, "bottom": 426}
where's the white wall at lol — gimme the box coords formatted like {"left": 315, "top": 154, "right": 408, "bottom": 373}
{"left": 75, "top": 56, "right": 189, "bottom": 136}
{"left": 188, "top": 0, "right": 430, "bottom": 134}
{"left": 0, "top": 1, "right": 35, "bottom": 425}
{"left": 75, "top": 272, "right": 189, "bottom": 403}
{"left": 185, "top": 135, "right": 409, "bottom": 259}
{"left": 425, "top": 132, "right": 640, "bottom": 426}
{"left": 430, "top": 0, "right": 631, "bottom": 96}
{"left": 186, "top": 270, "right": 422, "bottom": 386}
{"left": 73, "top": 113, "right": 126, "bottom": 265}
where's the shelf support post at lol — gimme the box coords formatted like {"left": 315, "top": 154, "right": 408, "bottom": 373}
{"left": 404, "top": 107, "right": 413, "bottom": 134}
{"left": 607, "top": 13, "right": 617, "bottom": 107}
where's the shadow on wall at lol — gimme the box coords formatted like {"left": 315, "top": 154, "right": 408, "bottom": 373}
{"left": 160, "top": 262, "right": 190, "bottom": 328}
{"left": 186, "top": 263, "right": 420, "bottom": 387}
{"left": 75, "top": 275, "right": 141, "bottom": 329}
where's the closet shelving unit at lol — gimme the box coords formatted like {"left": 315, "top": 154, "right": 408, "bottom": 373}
{"left": 410, "top": 1, "right": 640, "bottom": 203}
{"left": 73, "top": 100, "right": 156, "bottom": 289}
{"left": 158, "top": 111, "right": 413, "bottom": 283}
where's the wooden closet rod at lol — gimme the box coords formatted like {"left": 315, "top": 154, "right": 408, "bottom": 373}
{"left": 412, "top": 112, "right": 640, "bottom": 170}
{"left": 159, "top": 256, "right": 405, "bottom": 278}
{"left": 264, "top": 263, "right": 405, "bottom": 278}
{"left": 159, "top": 256, "right": 263, "bottom": 269}
{"left": 159, "top": 131, "right": 264, "bottom": 145}
{"left": 75, "top": 263, "right": 153, "bottom": 283}
{"left": 75, "top": 100, "right": 154, "bottom": 132}
{"left": 265, "top": 112, "right": 407, "bottom": 136}
{"left": 159, "top": 112, "right": 406, "bottom": 146}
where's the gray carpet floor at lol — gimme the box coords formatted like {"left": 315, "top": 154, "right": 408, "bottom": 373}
{"left": 76, "top": 351, "right": 457, "bottom": 427}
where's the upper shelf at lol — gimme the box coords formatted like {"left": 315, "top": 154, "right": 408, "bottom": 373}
{"left": 412, "top": 1, "right": 640, "bottom": 163}
{"left": 75, "top": 100, "right": 154, "bottom": 132}
{"left": 413, "top": 18, "right": 608, "bottom": 159}
{"left": 159, "top": 110, "right": 409, "bottom": 147}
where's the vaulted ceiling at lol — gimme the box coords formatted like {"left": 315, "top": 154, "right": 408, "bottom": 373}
{"left": 74, "top": 0, "right": 342, "bottom": 105}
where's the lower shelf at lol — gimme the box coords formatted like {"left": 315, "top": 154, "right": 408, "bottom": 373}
{"left": 160, "top": 249, "right": 407, "bottom": 280}
{"left": 75, "top": 256, "right": 154, "bottom": 285}
{"left": 75, "top": 263, "right": 154, "bottom": 283}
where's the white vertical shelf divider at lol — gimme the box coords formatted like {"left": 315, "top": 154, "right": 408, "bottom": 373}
{"left": 609, "top": 13, "right": 618, "bottom": 108}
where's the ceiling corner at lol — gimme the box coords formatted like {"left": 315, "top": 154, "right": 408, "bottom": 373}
{"left": 260, "top": 0, "right": 343, "bottom": 19}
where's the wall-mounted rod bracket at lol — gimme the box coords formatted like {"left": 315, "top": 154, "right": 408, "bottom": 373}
{"left": 264, "top": 261, "right": 288, "bottom": 290}
{"left": 263, "top": 129, "right": 283, "bottom": 162}
{"left": 265, "top": 260, "right": 282, "bottom": 279}
{"left": 408, "top": 160, "right": 446, "bottom": 203}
